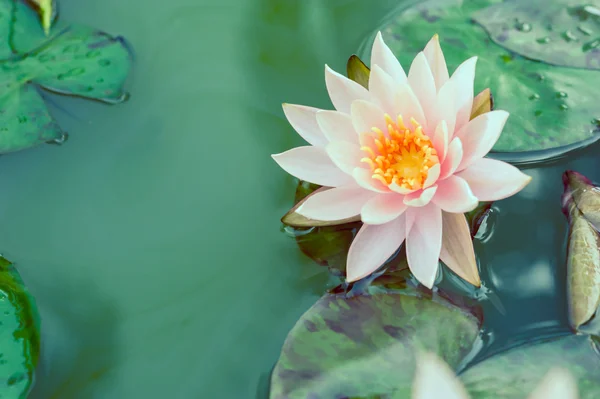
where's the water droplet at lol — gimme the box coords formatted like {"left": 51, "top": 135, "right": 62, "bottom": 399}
{"left": 17, "top": 115, "right": 27, "bottom": 124}
{"left": 500, "top": 54, "right": 513, "bottom": 63}
{"left": 57, "top": 73, "right": 65, "bottom": 80}
{"left": 535, "top": 110, "right": 543, "bottom": 117}
{"left": 62, "top": 44, "right": 79, "bottom": 53}
{"left": 559, "top": 103, "right": 569, "bottom": 110}
{"left": 578, "top": 26, "right": 593, "bottom": 36}
{"left": 536, "top": 37, "right": 551, "bottom": 44}
{"left": 98, "top": 59, "right": 111, "bottom": 67}
{"left": 515, "top": 22, "right": 532, "bottom": 32}
{"left": 7, "top": 373, "right": 24, "bottom": 386}
{"left": 86, "top": 50, "right": 100, "bottom": 58}
{"left": 38, "top": 54, "right": 52, "bottom": 62}
{"left": 563, "top": 30, "right": 578, "bottom": 42}
{"left": 97, "top": 77, "right": 104, "bottom": 84}
{"left": 535, "top": 73, "right": 545, "bottom": 81}
{"left": 529, "top": 93, "right": 540, "bottom": 100}
{"left": 84, "top": 86, "right": 94, "bottom": 92}
{"left": 556, "top": 91, "right": 568, "bottom": 98}
{"left": 67, "top": 67, "right": 85, "bottom": 77}
{"left": 47, "top": 132, "right": 69, "bottom": 146}
{"left": 583, "top": 38, "right": 600, "bottom": 52}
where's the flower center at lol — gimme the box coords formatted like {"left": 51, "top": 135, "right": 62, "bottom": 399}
{"left": 360, "top": 115, "right": 439, "bottom": 190}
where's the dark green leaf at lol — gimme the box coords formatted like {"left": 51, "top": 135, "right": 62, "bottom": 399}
{"left": 0, "top": 256, "right": 40, "bottom": 399}
{"left": 378, "top": 0, "right": 600, "bottom": 154}
{"left": 347, "top": 54, "right": 370, "bottom": 88}
{"left": 270, "top": 287, "right": 482, "bottom": 398}
{"left": 461, "top": 335, "right": 600, "bottom": 398}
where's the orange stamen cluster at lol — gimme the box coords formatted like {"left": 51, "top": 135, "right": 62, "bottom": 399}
{"left": 360, "top": 115, "right": 439, "bottom": 190}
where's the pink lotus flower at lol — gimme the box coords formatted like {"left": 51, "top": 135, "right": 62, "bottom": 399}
{"left": 273, "top": 32, "right": 531, "bottom": 288}
{"left": 413, "top": 353, "right": 578, "bottom": 399}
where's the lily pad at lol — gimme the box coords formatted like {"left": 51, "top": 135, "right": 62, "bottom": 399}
{"left": 269, "top": 286, "right": 482, "bottom": 399}
{"left": 461, "top": 335, "right": 600, "bottom": 398}
{"left": 0, "top": 255, "right": 41, "bottom": 399}
{"left": 472, "top": 0, "right": 600, "bottom": 70}
{"left": 561, "top": 170, "right": 600, "bottom": 330}
{"left": 376, "top": 0, "right": 600, "bottom": 156}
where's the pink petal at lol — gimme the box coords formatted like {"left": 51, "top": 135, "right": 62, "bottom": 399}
{"left": 432, "top": 120, "right": 449, "bottom": 162}
{"left": 369, "top": 65, "right": 398, "bottom": 117}
{"left": 390, "top": 181, "right": 417, "bottom": 195}
{"left": 405, "top": 204, "right": 443, "bottom": 288}
{"left": 352, "top": 167, "right": 390, "bottom": 193}
{"left": 432, "top": 175, "right": 478, "bottom": 213}
{"left": 272, "top": 146, "right": 354, "bottom": 187}
{"left": 408, "top": 52, "right": 437, "bottom": 125}
{"left": 423, "top": 35, "right": 449, "bottom": 92}
{"left": 395, "top": 82, "right": 427, "bottom": 128}
{"left": 457, "top": 158, "right": 532, "bottom": 201}
{"left": 316, "top": 110, "right": 358, "bottom": 143}
{"left": 449, "top": 57, "right": 477, "bottom": 131}
{"left": 404, "top": 186, "right": 437, "bottom": 207}
{"left": 351, "top": 100, "right": 386, "bottom": 135}
{"left": 440, "top": 212, "right": 481, "bottom": 287}
{"left": 440, "top": 137, "right": 463, "bottom": 180}
{"left": 413, "top": 353, "right": 470, "bottom": 399}
{"left": 361, "top": 193, "right": 408, "bottom": 225}
{"left": 282, "top": 104, "right": 329, "bottom": 147}
{"left": 423, "top": 163, "right": 441, "bottom": 188}
{"left": 346, "top": 215, "right": 407, "bottom": 282}
{"left": 429, "top": 80, "right": 457, "bottom": 141}
{"left": 528, "top": 369, "right": 579, "bottom": 399}
{"left": 371, "top": 31, "right": 407, "bottom": 84}
{"left": 455, "top": 110, "right": 509, "bottom": 172}
{"left": 326, "top": 141, "right": 363, "bottom": 174}
{"left": 325, "top": 65, "right": 372, "bottom": 114}
{"left": 296, "top": 186, "right": 376, "bottom": 221}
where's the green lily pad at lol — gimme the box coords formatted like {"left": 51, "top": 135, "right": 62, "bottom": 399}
{"left": 376, "top": 0, "right": 600, "bottom": 156}
{"left": 269, "top": 286, "right": 482, "bottom": 399}
{"left": 461, "top": 335, "right": 600, "bottom": 398}
{"left": 0, "top": 256, "right": 41, "bottom": 399}
{"left": 473, "top": 0, "right": 600, "bottom": 70}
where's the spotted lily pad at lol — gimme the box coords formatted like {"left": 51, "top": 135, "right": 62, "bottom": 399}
{"left": 269, "top": 285, "right": 482, "bottom": 399}
{"left": 0, "top": 0, "right": 132, "bottom": 154}
{"left": 0, "top": 256, "right": 40, "bottom": 399}
{"left": 473, "top": 0, "right": 600, "bottom": 70}
{"left": 461, "top": 335, "right": 600, "bottom": 398}
{"left": 376, "top": 0, "right": 600, "bottom": 157}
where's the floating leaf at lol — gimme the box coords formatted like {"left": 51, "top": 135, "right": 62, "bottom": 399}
{"left": 461, "top": 335, "right": 600, "bottom": 398}
{"left": 562, "top": 170, "right": 600, "bottom": 330}
{"left": 472, "top": 0, "right": 600, "bottom": 71}
{"left": 346, "top": 54, "right": 370, "bottom": 88}
{"left": 269, "top": 286, "right": 482, "bottom": 399}
{"left": 378, "top": 0, "right": 600, "bottom": 155}
{"left": 0, "top": 256, "right": 41, "bottom": 399}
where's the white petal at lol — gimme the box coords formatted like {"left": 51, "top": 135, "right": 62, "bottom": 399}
{"left": 429, "top": 79, "right": 457, "bottom": 141}
{"left": 457, "top": 158, "right": 532, "bottom": 201}
{"left": 423, "top": 34, "right": 449, "bottom": 91}
{"left": 528, "top": 368, "right": 579, "bottom": 399}
{"left": 346, "top": 215, "right": 407, "bottom": 282}
{"left": 404, "top": 186, "right": 437, "bottom": 207}
{"left": 371, "top": 31, "right": 407, "bottom": 84}
{"left": 440, "top": 137, "right": 463, "bottom": 180}
{"left": 432, "top": 175, "right": 478, "bottom": 213}
{"left": 316, "top": 110, "right": 358, "bottom": 143}
{"left": 423, "top": 163, "right": 441, "bottom": 188}
{"left": 297, "top": 186, "right": 376, "bottom": 221}
{"left": 369, "top": 65, "right": 398, "bottom": 116}
{"left": 395, "top": 82, "right": 427, "bottom": 128}
{"left": 408, "top": 52, "right": 437, "bottom": 125}
{"left": 361, "top": 193, "right": 408, "bottom": 225}
{"left": 272, "top": 146, "right": 354, "bottom": 187}
{"left": 325, "top": 65, "right": 373, "bottom": 114}
{"left": 432, "top": 120, "right": 449, "bottom": 162}
{"left": 455, "top": 110, "right": 509, "bottom": 172}
{"left": 412, "top": 353, "right": 470, "bottom": 399}
{"left": 405, "top": 204, "right": 443, "bottom": 289}
{"left": 352, "top": 167, "right": 390, "bottom": 193}
{"left": 449, "top": 57, "right": 477, "bottom": 131}
{"left": 390, "top": 181, "right": 417, "bottom": 195}
{"left": 326, "top": 141, "right": 363, "bottom": 174}
{"left": 351, "top": 100, "right": 386, "bottom": 135}
{"left": 283, "top": 104, "right": 329, "bottom": 147}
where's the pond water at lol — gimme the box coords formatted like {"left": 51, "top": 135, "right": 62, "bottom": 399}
{"left": 0, "top": 0, "right": 597, "bottom": 397}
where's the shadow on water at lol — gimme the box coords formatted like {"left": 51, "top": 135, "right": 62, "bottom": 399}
{"left": 18, "top": 263, "right": 119, "bottom": 399}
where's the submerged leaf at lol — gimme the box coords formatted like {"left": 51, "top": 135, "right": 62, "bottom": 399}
{"left": 0, "top": 256, "right": 41, "bottom": 399}
{"left": 346, "top": 54, "right": 370, "bottom": 88}
{"left": 270, "top": 286, "right": 482, "bottom": 399}
{"left": 461, "top": 335, "right": 600, "bottom": 398}
{"left": 562, "top": 170, "right": 600, "bottom": 330}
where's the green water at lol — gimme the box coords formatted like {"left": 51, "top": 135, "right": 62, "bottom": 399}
{"left": 0, "top": 0, "right": 595, "bottom": 397}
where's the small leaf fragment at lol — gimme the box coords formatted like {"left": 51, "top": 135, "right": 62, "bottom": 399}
{"left": 346, "top": 55, "right": 370, "bottom": 89}
{"left": 470, "top": 88, "right": 493, "bottom": 120}
{"left": 25, "top": 0, "right": 56, "bottom": 35}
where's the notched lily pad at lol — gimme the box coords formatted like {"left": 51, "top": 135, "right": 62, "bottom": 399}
{"left": 377, "top": 0, "right": 600, "bottom": 157}
{"left": 473, "top": 0, "right": 600, "bottom": 71}
{"left": 561, "top": 170, "right": 600, "bottom": 331}
{"left": 0, "top": 255, "right": 41, "bottom": 399}
{"left": 461, "top": 335, "right": 600, "bottom": 398}
{"left": 269, "top": 285, "right": 482, "bottom": 399}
